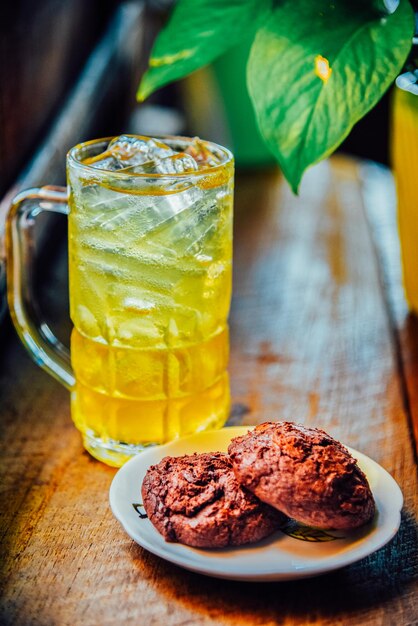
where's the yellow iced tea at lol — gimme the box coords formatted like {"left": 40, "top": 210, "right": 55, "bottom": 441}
{"left": 392, "top": 87, "right": 418, "bottom": 313}
{"left": 67, "top": 136, "right": 233, "bottom": 465}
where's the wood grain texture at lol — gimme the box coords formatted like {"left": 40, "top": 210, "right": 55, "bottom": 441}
{"left": 360, "top": 161, "right": 418, "bottom": 459}
{"left": 0, "top": 157, "right": 417, "bottom": 625}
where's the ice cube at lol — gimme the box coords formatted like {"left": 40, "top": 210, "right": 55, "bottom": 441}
{"left": 82, "top": 154, "right": 126, "bottom": 171}
{"left": 185, "top": 138, "right": 222, "bottom": 168}
{"left": 115, "top": 152, "right": 199, "bottom": 176}
{"left": 123, "top": 297, "right": 155, "bottom": 313}
{"left": 82, "top": 135, "right": 205, "bottom": 174}
{"left": 81, "top": 135, "right": 169, "bottom": 171}
{"left": 108, "top": 135, "right": 177, "bottom": 168}
{"left": 147, "top": 138, "right": 176, "bottom": 159}
{"left": 108, "top": 135, "right": 152, "bottom": 167}
{"left": 147, "top": 188, "right": 219, "bottom": 257}
{"left": 76, "top": 304, "right": 102, "bottom": 339}
{"left": 114, "top": 316, "right": 163, "bottom": 346}
{"left": 155, "top": 153, "right": 199, "bottom": 174}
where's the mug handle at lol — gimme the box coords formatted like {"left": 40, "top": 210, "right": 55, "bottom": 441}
{"left": 6, "top": 185, "right": 75, "bottom": 390}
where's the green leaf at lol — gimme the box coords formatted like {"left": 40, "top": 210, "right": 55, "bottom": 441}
{"left": 138, "top": 0, "right": 271, "bottom": 101}
{"left": 247, "top": 0, "right": 414, "bottom": 193}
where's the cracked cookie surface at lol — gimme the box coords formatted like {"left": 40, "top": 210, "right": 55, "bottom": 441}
{"left": 228, "top": 422, "right": 376, "bottom": 530}
{"left": 142, "top": 452, "right": 284, "bottom": 548}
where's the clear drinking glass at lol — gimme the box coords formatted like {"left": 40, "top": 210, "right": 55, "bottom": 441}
{"left": 392, "top": 80, "right": 418, "bottom": 314}
{"left": 7, "top": 136, "right": 234, "bottom": 466}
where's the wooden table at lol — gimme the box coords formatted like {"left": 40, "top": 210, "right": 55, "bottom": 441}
{"left": 1, "top": 156, "right": 417, "bottom": 625}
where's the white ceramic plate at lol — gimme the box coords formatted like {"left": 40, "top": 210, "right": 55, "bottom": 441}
{"left": 109, "top": 427, "right": 403, "bottom": 581}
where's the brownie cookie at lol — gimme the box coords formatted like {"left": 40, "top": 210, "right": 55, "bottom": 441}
{"left": 142, "top": 452, "right": 284, "bottom": 548}
{"left": 228, "top": 422, "right": 375, "bottom": 530}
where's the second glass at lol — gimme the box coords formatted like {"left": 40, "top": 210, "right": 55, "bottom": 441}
{"left": 7, "top": 136, "right": 234, "bottom": 466}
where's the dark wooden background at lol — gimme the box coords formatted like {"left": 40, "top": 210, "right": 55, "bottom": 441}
{"left": 0, "top": 0, "right": 119, "bottom": 195}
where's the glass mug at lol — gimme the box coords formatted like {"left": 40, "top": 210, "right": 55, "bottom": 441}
{"left": 7, "top": 136, "right": 234, "bottom": 466}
